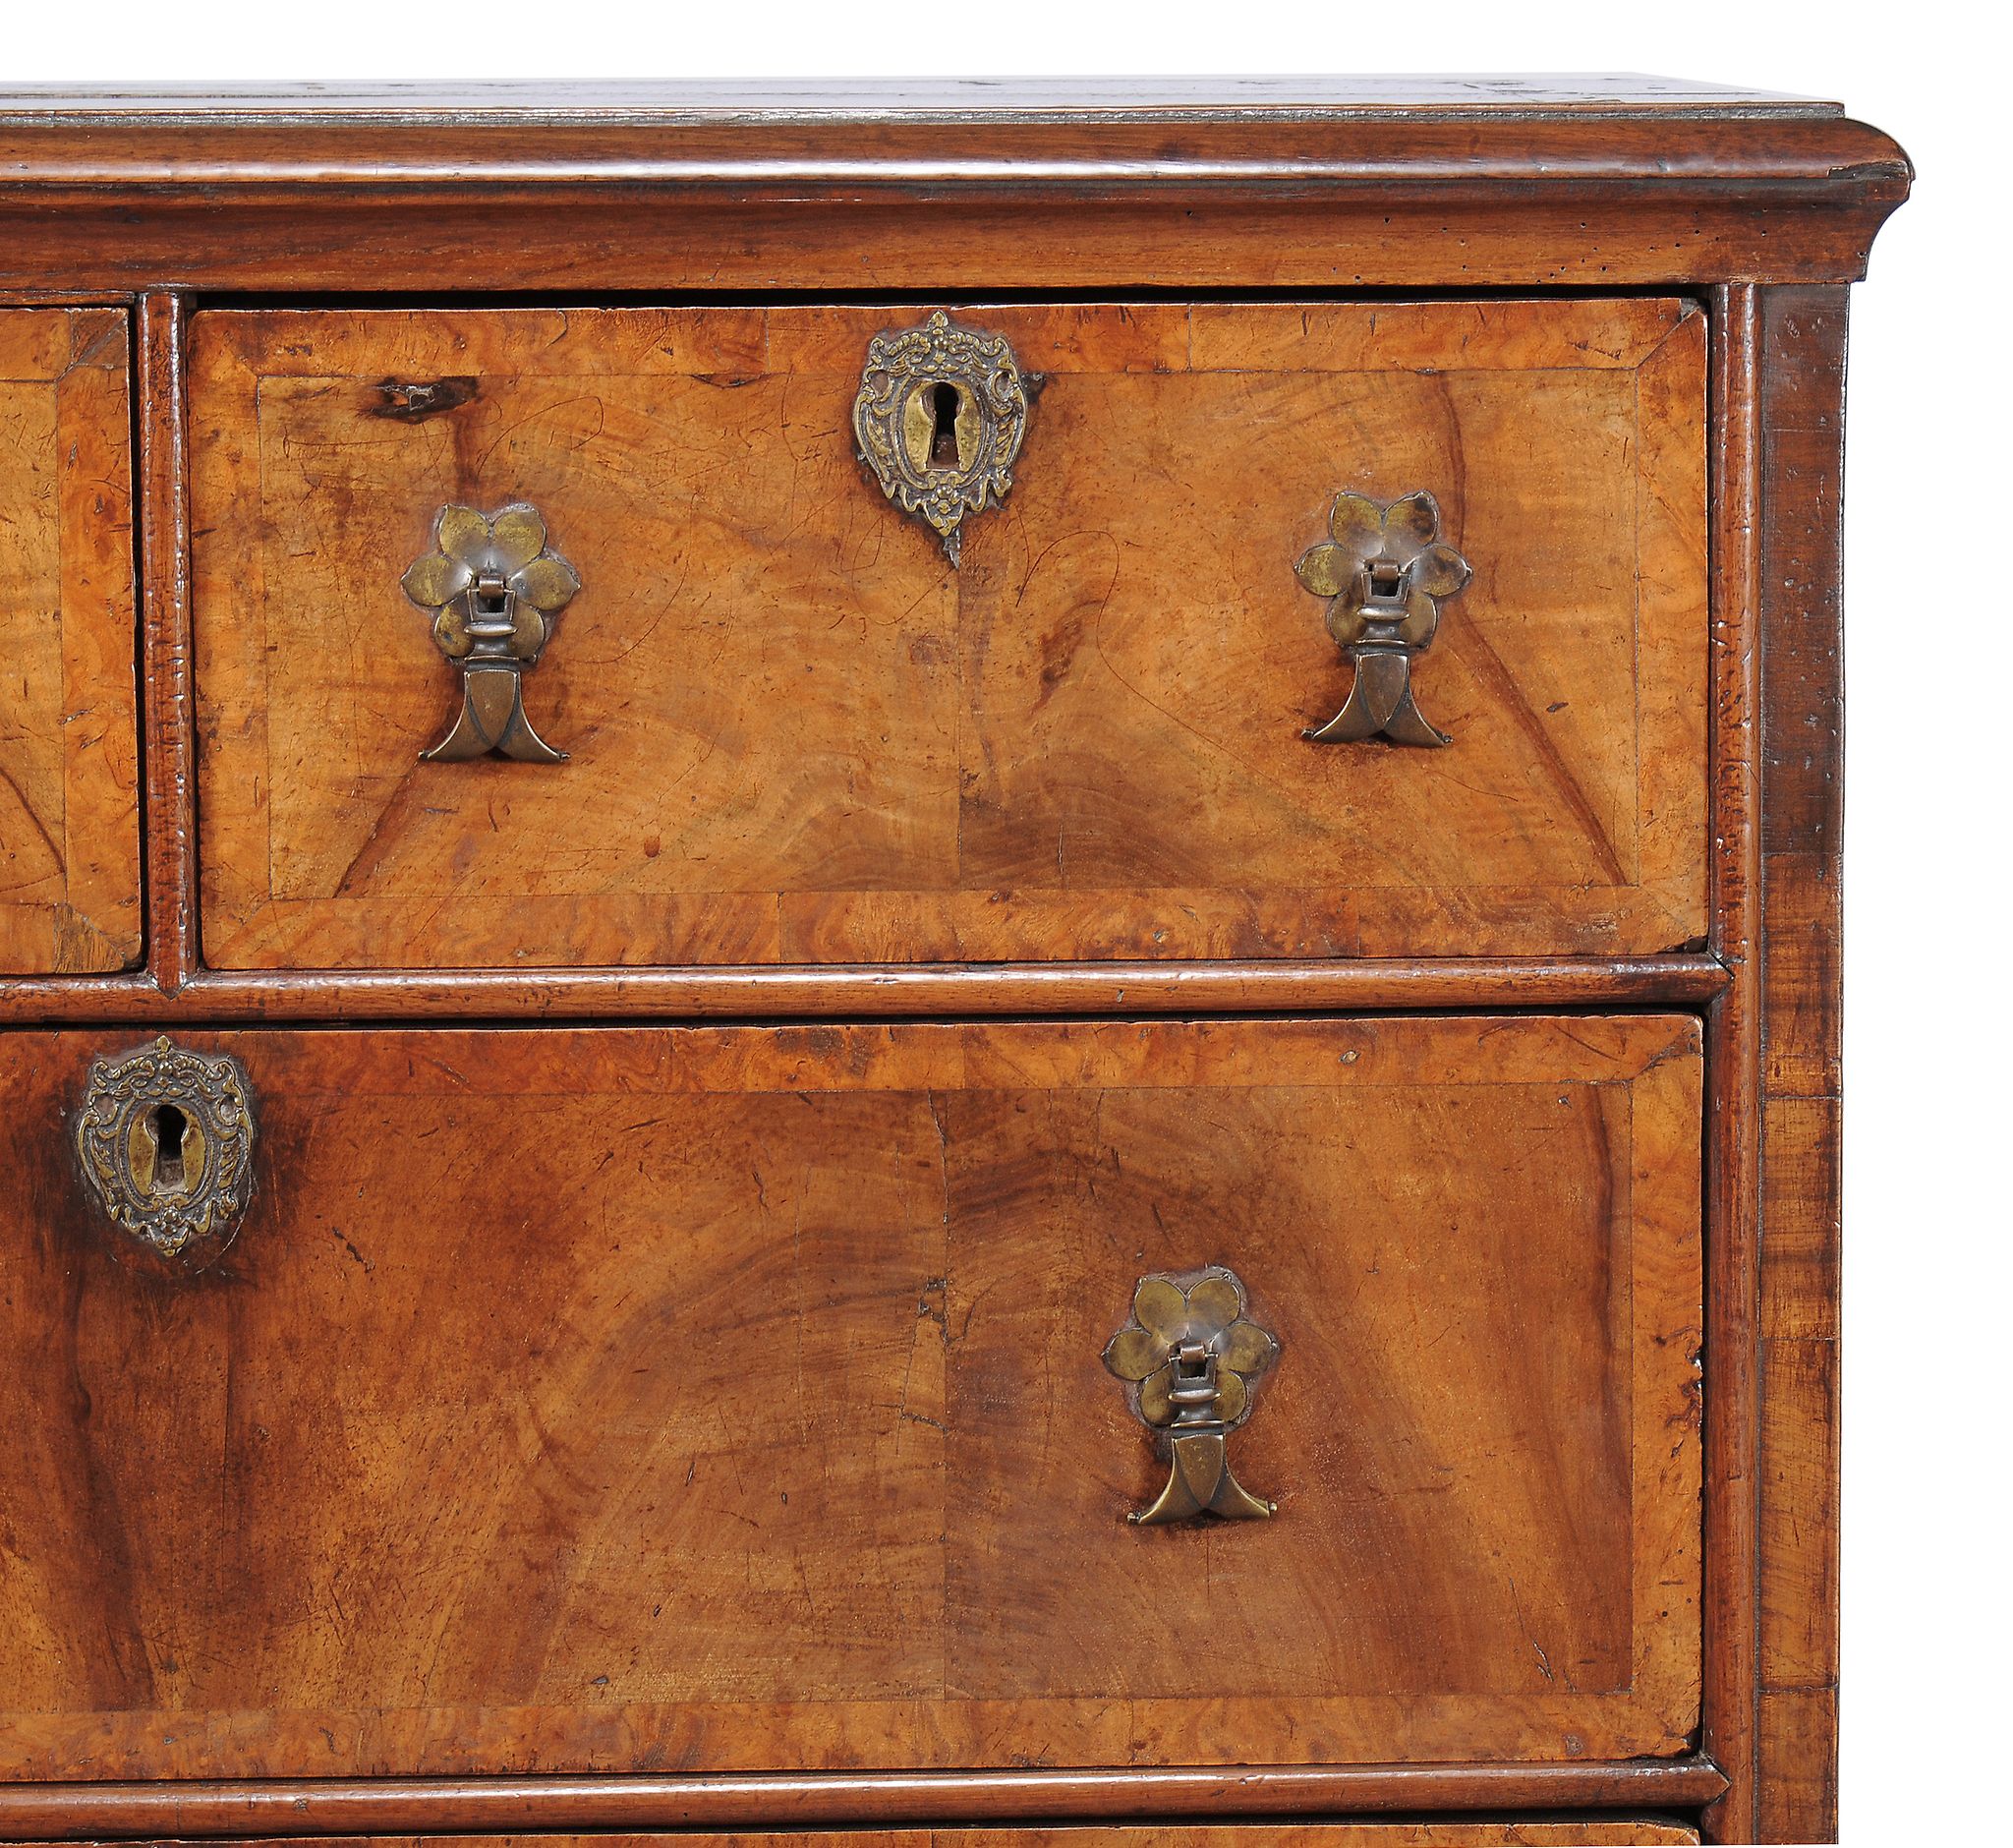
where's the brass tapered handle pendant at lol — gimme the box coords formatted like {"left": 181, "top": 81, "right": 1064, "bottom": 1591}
{"left": 401, "top": 502, "right": 580, "bottom": 763}
{"left": 1104, "top": 1266, "right": 1279, "bottom": 1526}
{"left": 1294, "top": 490, "right": 1471, "bottom": 748}
{"left": 1134, "top": 1427, "right": 1278, "bottom": 1526}
{"left": 424, "top": 664, "right": 561, "bottom": 764}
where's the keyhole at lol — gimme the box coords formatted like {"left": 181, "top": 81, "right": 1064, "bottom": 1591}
{"left": 128, "top": 1099, "right": 204, "bottom": 1200}
{"left": 153, "top": 1105, "right": 189, "bottom": 1190}
{"left": 928, "top": 382, "right": 962, "bottom": 468}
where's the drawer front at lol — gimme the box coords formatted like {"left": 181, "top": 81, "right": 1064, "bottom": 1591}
{"left": 0, "top": 307, "right": 140, "bottom": 973}
{"left": 2, "top": 1015, "right": 1700, "bottom": 1780}
{"left": 192, "top": 300, "right": 1705, "bottom": 971}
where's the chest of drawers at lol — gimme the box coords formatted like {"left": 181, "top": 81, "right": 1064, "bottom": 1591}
{"left": 0, "top": 79, "right": 1908, "bottom": 1848}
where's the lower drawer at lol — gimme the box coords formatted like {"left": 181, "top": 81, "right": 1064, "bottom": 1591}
{"left": 1, "top": 1015, "right": 1701, "bottom": 1781}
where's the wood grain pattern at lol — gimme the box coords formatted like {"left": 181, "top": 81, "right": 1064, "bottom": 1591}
{"left": 0, "top": 307, "right": 140, "bottom": 973}
{"left": 0, "top": 1015, "right": 1700, "bottom": 1783}
{"left": 0, "top": 96, "right": 1910, "bottom": 296}
{"left": 1754, "top": 1688, "right": 1834, "bottom": 1844}
{"left": 1698, "top": 284, "right": 1852, "bottom": 1846}
{"left": 0, "top": 1761, "right": 1729, "bottom": 1840}
{"left": 192, "top": 299, "right": 1707, "bottom": 971}
{"left": 0, "top": 953, "right": 1729, "bottom": 1025}
{"left": 64, "top": 1826, "right": 1702, "bottom": 1847}
{"left": 1750, "top": 287, "right": 1850, "bottom": 1845}
{"left": 136, "top": 293, "right": 198, "bottom": 991}
{"left": 0, "top": 201, "right": 1906, "bottom": 302}
{"left": 1699, "top": 283, "right": 1765, "bottom": 1845}
{"left": 0, "top": 85, "right": 1907, "bottom": 1844}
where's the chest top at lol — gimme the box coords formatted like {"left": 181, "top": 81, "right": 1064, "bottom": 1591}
{"left": 0, "top": 77, "right": 1910, "bottom": 294}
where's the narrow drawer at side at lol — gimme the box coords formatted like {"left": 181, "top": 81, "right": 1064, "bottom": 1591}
{"left": 191, "top": 300, "right": 1707, "bottom": 971}
{"left": 1, "top": 1013, "right": 1702, "bottom": 1780}
{"left": 0, "top": 307, "right": 140, "bottom": 973}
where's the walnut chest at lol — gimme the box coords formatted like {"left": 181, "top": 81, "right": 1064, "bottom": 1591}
{"left": 0, "top": 78, "right": 1909, "bottom": 1848}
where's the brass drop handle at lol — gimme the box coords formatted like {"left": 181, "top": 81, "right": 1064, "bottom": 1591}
{"left": 1104, "top": 1265, "right": 1279, "bottom": 1525}
{"left": 1294, "top": 490, "right": 1472, "bottom": 747}
{"left": 74, "top": 1037, "right": 257, "bottom": 1259}
{"left": 400, "top": 501, "right": 581, "bottom": 763}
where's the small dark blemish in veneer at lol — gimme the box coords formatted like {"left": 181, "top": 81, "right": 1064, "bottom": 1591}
{"left": 369, "top": 376, "right": 481, "bottom": 421}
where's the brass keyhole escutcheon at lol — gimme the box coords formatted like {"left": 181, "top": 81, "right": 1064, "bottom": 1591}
{"left": 75, "top": 1038, "right": 256, "bottom": 1260}
{"left": 854, "top": 311, "right": 1030, "bottom": 565}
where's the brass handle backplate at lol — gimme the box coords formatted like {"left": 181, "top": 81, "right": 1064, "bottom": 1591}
{"left": 1104, "top": 1265, "right": 1279, "bottom": 1525}
{"left": 1294, "top": 490, "right": 1472, "bottom": 748}
{"left": 74, "top": 1036, "right": 257, "bottom": 1259}
{"left": 853, "top": 311, "right": 1030, "bottom": 565}
{"left": 401, "top": 501, "right": 581, "bottom": 763}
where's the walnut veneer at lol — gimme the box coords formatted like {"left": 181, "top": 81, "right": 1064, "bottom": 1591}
{"left": 0, "top": 77, "right": 1908, "bottom": 1847}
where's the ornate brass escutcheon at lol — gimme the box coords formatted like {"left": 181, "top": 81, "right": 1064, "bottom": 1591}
{"left": 400, "top": 501, "right": 581, "bottom": 762}
{"left": 1294, "top": 490, "right": 1472, "bottom": 747}
{"left": 1104, "top": 1266, "right": 1280, "bottom": 1525}
{"left": 73, "top": 1037, "right": 256, "bottom": 1258}
{"left": 853, "top": 311, "right": 1030, "bottom": 564}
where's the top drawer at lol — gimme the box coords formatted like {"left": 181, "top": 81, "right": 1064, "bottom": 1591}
{"left": 0, "top": 307, "right": 140, "bottom": 974}
{"left": 192, "top": 299, "right": 1706, "bottom": 972}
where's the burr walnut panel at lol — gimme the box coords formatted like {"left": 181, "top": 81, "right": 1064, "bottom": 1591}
{"left": 190, "top": 299, "right": 1707, "bottom": 971}
{"left": 0, "top": 307, "right": 140, "bottom": 974}
{"left": 0, "top": 1014, "right": 1700, "bottom": 1781}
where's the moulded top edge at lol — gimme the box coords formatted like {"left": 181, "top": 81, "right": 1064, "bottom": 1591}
{"left": 0, "top": 74, "right": 1843, "bottom": 127}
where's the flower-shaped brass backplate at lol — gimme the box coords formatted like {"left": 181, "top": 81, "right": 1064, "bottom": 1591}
{"left": 1294, "top": 490, "right": 1471, "bottom": 748}
{"left": 401, "top": 502, "right": 581, "bottom": 762}
{"left": 1104, "top": 1266, "right": 1279, "bottom": 1525}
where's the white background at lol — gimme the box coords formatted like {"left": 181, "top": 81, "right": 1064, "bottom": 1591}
{"left": 8, "top": 4, "right": 2005, "bottom": 1842}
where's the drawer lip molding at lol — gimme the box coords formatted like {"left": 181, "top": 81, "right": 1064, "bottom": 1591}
{"left": 0, "top": 952, "right": 1730, "bottom": 1024}
{"left": 0, "top": 1761, "right": 1731, "bottom": 1840}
